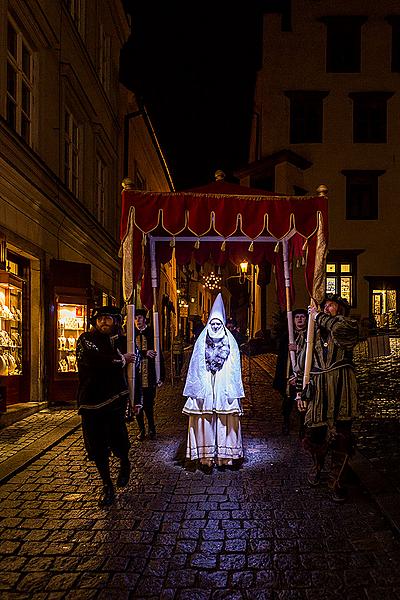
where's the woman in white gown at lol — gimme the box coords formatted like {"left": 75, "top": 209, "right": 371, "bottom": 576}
{"left": 182, "top": 293, "right": 245, "bottom": 472}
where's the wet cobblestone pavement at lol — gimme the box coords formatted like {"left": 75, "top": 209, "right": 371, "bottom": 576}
{"left": 353, "top": 337, "right": 400, "bottom": 492}
{"left": 1, "top": 359, "right": 400, "bottom": 599}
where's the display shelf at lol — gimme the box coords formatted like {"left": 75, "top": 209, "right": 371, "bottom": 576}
{"left": 0, "top": 273, "right": 23, "bottom": 376}
{"left": 56, "top": 302, "right": 86, "bottom": 373}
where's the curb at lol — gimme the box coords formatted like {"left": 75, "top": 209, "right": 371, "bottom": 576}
{"left": 0, "top": 415, "right": 81, "bottom": 484}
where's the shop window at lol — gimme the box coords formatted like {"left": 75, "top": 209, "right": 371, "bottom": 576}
{"left": 350, "top": 92, "right": 393, "bottom": 143}
{"left": 320, "top": 16, "right": 366, "bottom": 73}
{"left": 325, "top": 259, "right": 355, "bottom": 306}
{"left": 64, "top": 108, "right": 80, "bottom": 197}
{"left": 342, "top": 170, "right": 384, "bottom": 220}
{"left": 64, "top": 0, "right": 84, "bottom": 35}
{"left": 285, "top": 91, "right": 328, "bottom": 143}
{"left": 98, "top": 23, "right": 111, "bottom": 93}
{"left": 386, "top": 16, "right": 400, "bottom": 72}
{"left": 95, "top": 155, "right": 107, "bottom": 227}
{"left": 6, "top": 18, "right": 34, "bottom": 145}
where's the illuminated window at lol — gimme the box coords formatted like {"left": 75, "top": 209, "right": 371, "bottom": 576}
{"left": 6, "top": 18, "right": 34, "bottom": 145}
{"left": 325, "top": 259, "right": 355, "bottom": 305}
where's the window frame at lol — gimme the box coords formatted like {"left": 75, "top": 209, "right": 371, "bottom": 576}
{"left": 342, "top": 169, "right": 385, "bottom": 221}
{"left": 95, "top": 155, "right": 108, "bottom": 227}
{"left": 64, "top": 108, "right": 81, "bottom": 197}
{"left": 349, "top": 92, "right": 393, "bottom": 143}
{"left": 285, "top": 91, "right": 329, "bottom": 144}
{"left": 6, "top": 16, "right": 34, "bottom": 145}
{"left": 386, "top": 16, "right": 400, "bottom": 73}
{"left": 320, "top": 16, "right": 367, "bottom": 73}
{"left": 325, "top": 251, "right": 360, "bottom": 307}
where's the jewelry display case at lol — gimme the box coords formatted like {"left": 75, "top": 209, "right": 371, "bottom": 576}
{"left": 0, "top": 272, "right": 23, "bottom": 377}
{"left": 56, "top": 302, "right": 86, "bottom": 373}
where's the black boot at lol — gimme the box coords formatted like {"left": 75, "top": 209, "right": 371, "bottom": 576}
{"left": 117, "top": 458, "right": 131, "bottom": 488}
{"left": 98, "top": 483, "right": 115, "bottom": 507}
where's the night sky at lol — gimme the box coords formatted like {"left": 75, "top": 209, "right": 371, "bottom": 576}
{"left": 121, "top": 2, "right": 265, "bottom": 190}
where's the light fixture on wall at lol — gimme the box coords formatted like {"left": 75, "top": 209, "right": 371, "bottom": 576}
{"left": 239, "top": 260, "right": 249, "bottom": 284}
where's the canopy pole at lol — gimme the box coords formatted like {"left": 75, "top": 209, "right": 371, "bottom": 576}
{"left": 149, "top": 236, "right": 161, "bottom": 383}
{"left": 302, "top": 299, "right": 316, "bottom": 389}
{"left": 126, "top": 298, "right": 136, "bottom": 410}
{"left": 283, "top": 239, "right": 296, "bottom": 370}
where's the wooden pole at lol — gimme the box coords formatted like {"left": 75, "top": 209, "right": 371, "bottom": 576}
{"left": 126, "top": 294, "right": 136, "bottom": 410}
{"left": 282, "top": 239, "right": 296, "bottom": 370}
{"left": 149, "top": 236, "right": 161, "bottom": 382}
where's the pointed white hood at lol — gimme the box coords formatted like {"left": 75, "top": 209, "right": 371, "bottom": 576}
{"left": 207, "top": 293, "right": 226, "bottom": 326}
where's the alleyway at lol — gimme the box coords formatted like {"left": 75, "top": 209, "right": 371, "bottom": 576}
{"left": 1, "top": 359, "right": 400, "bottom": 599}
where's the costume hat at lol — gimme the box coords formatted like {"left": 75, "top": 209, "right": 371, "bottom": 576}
{"left": 207, "top": 293, "right": 226, "bottom": 325}
{"left": 135, "top": 308, "right": 148, "bottom": 318}
{"left": 90, "top": 305, "right": 122, "bottom": 325}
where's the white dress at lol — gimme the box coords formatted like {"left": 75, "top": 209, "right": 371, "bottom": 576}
{"left": 182, "top": 325, "right": 244, "bottom": 465}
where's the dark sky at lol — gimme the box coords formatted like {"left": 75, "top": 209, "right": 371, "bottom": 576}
{"left": 121, "top": 2, "right": 265, "bottom": 190}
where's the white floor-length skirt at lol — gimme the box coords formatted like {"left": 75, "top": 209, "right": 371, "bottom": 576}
{"left": 186, "top": 412, "right": 243, "bottom": 465}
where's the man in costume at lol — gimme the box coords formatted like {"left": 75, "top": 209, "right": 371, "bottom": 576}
{"left": 134, "top": 308, "right": 165, "bottom": 441}
{"left": 76, "top": 306, "right": 137, "bottom": 507}
{"left": 182, "top": 293, "right": 244, "bottom": 473}
{"left": 296, "top": 293, "right": 359, "bottom": 502}
{"left": 273, "top": 308, "right": 308, "bottom": 436}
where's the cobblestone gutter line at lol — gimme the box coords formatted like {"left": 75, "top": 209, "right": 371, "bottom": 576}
{"left": 0, "top": 414, "right": 81, "bottom": 484}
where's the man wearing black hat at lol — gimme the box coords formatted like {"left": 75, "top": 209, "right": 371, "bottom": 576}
{"left": 134, "top": 308, "right": 165, "bottom": 440}
{"left": 296, "top": 294, "right": 359, "bottom": 502}
{"left": 273, "top": 308, "right": 308, "bottom": 436}
{"left": 76, "top": 306, "right": 137, "bottom": 507}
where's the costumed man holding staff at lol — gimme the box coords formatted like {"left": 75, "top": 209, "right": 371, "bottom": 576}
{"left": 182, "top": 293, "right": 244, "bottom": 473}
{"left": 273, "top": 308, "right": 308, "bottom": 436}
{"left": 296, "top": 293, "right": 359, "bottom": 502}
{"left": 76, "top": 306, "right": 137, "bottom": 507}
{"left": 134, "top": 308, "right": 165, "bottom": 441}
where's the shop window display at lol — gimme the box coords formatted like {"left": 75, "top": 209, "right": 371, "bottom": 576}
{"left": 0, "top": 273, "right": 23, "bottom": 376}
{"left": 57, "top": 303, "right": 86, "bottom": 372}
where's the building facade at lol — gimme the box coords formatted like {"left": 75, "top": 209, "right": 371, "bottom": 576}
{"left": 0, "top": 0, "right": 173, "bottom": 414}
{"left": 238, "top": 1, "right": 400, "bottom": 330}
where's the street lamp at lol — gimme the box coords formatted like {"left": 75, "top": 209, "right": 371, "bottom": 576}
{"left": 239, "top": 260, "right": 249, "bottom": 284}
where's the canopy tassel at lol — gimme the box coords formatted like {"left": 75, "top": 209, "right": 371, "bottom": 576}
{"left": 248, "top": 241, "right": 254, "bottom": 252}
{"left": 194, "top": 238, "right": 200, "bottom": 249}
{"left": 274, "top": 242, "right": 280, "bottom": 253}
{"left": 142, "top": 233, "right": 147, "bottom": 247}
{"left": 220, "top": 240, "right": 226, "bottom": 252}
{"left": 169, "top": 236, "right": 176, "bottom": 248}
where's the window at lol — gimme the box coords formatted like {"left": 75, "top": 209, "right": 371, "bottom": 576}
{"left": 342, "top": 170, "right": 384, "bottom": 220}
{"left": 95, "top": 156, "right": 107, "bottom": 227}
{"left": 6, "top": 18, "right": 34, "bottom": 144}
{"left": 325, "top": 259, "right": 355, "bottom": 306}
{"left": 285, "top": 91, "right": 328, "bottom": 143}
{"left": 320, "top": 16, "right": 366, "bottom": 73}
{"left": 350, "top": 92, "right": 393, "bottom": 143}
{"left": 64, "top": 109, "right": 80, "bottom": 196}
{"left": 99, "top": 24, "right": 111, "bottom": 93}
{"left": 386, "top": 16, "right": 400, "bottom": 72}
{"left": 64, "top": 0, "right": 84, "bottom": 34}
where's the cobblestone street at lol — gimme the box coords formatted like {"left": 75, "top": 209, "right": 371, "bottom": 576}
{"left": 1, "top": 359, "right": 400, "bottom": 599}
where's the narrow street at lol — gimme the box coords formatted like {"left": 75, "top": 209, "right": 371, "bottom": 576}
{"left": 1, "top": 358, "right": 400, "bottom": 599}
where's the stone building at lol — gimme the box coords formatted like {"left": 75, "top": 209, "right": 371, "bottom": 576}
{"left": 237, "top": 1, "right": 400, "bottom": 330}
{"left": 0, "top": 0, "right": 173, "bottom": 416}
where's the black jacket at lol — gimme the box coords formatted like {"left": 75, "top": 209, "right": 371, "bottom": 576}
{"left": 76, "top": 329, "right": 129, "bottom": 412}
{"left": 135, "top": 325, "right": 165, "bottom": 387}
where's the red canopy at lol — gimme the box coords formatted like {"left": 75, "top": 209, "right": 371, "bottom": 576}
{"left": 120, "top": 181, "right": 328, "bottom": 309}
